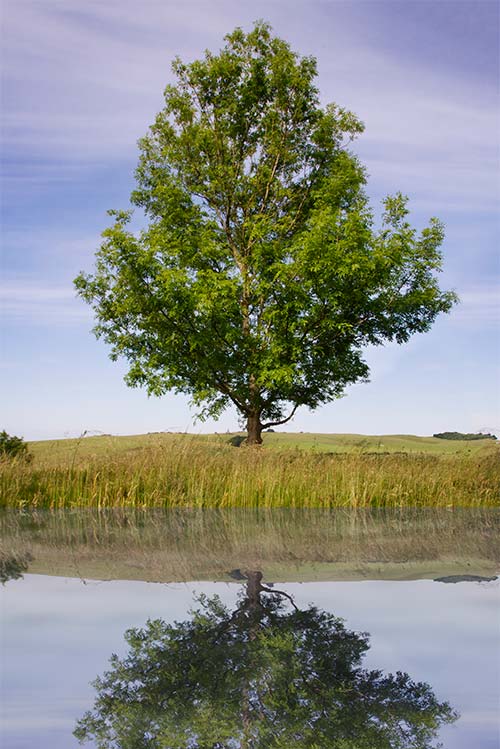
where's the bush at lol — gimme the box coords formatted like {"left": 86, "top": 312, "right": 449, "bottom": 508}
{"left": 0, "top": 551, "right": 33, "bottom": 584}
{"left": 0, "top": 431, "right": 32, "bottom": 460}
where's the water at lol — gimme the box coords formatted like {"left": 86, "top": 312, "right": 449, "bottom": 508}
{"left": 1, "top": 509, "right": 499, "bottom": 748}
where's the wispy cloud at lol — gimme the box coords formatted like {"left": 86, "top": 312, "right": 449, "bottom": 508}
{"left": 2, "top": 0, "right": 498, "bottom": 213}
{"left": 1, "top": 1, "right": 225, "bottom": 159}
{"left": 0, "top": 280, "right": 91, "bottom": 324}
{"left": 319, "top": 39, "right": 498, "bottom": 215}
{"left": 1, "top": 231, "right": 101, "bottom": 271}
{"left": 451, "top": 284, "right": 500, "bottom": 327}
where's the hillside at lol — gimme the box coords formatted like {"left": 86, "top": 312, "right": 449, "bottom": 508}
{"left": 27, "top": 430, "right": 498, "bottom": 464}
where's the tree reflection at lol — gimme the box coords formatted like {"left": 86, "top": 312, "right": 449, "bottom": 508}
{"left": 75, "top": 571, "right": 457, "bottom": 748}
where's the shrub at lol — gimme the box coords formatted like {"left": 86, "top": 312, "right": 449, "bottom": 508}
{"left": 0, "top": 431, "right": 32, "bottom": 461}
{"left": 0, "top": 551, "right": 33, "bottom": 584}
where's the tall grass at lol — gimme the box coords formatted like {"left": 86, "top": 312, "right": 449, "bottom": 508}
{"left": 1, "top": 437, "right": 498, "bottom": 508}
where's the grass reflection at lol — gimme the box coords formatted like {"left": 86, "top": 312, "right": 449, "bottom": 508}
{"left": 1, "top": 507, "right": 498, "bottom": 583}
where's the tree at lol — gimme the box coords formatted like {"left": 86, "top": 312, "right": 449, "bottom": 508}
{"left": 75, "top": 22, "right": 456, "bottom": 444}
{"left": 74, "top": 570, "right": 457, "bottom": 748}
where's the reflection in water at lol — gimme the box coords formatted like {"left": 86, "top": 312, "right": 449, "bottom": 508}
{"left": 2, "top": 507, "right": 499, "bottom": 583}
{"left": 0, "top": 550, "right": 32, "bottom": 584}
{"left": 74, "top": 571, "right": 457, "bottom": 748}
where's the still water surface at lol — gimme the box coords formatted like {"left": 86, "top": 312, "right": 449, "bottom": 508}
{"left": 1, "top": 509, "right": 499, "bottom": 748}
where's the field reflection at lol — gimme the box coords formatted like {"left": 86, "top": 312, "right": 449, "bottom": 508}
{"left": 1, "top": 507, "right": 498, "bottom": 583}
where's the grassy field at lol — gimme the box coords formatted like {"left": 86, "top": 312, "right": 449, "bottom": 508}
{"left": 0, "top": 431, "right": 498, "bottom": 509}
{"left": 27, "top": 430, "right": 498, "bottom": 463}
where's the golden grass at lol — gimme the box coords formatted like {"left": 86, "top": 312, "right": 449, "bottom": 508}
{"left": 1, "top": 436, "right": 499, "bottom": 508}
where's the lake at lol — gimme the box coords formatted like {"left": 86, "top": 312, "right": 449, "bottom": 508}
{"left": 1, "top": 508, "right": 499, "bottom": 748}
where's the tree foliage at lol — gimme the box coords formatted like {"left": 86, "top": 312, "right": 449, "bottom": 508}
{"left": 75, "top": 22, "right": 456, "bottom": 443}
{"left": 75, "top": 571, "right": 457, "bottom": 748}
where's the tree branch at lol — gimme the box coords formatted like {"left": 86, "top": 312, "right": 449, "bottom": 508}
{"left": 261, "top": 585, "right": 299, "bottom": 611}
{"left": 261, "top": 402, "right": 300, "bottom": 429}
{"left": 131, "top": 264, "right": 250, "bottom": 415}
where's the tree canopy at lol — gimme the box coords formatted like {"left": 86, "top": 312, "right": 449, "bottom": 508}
{"left": 74, "top": 570, "right": 457, "bottom": 748}
{"left": 75, "top": 21, "right": 456, "bottom": 443}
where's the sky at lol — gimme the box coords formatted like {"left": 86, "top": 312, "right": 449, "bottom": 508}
{"left": 1, "top": 0, "right": 499, "bottom": 440}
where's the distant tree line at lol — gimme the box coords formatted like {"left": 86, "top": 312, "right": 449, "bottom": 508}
{"left": 433, "top": 431, "right": 497, "bottom": 441}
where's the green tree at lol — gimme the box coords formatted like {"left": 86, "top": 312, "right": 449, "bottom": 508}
{"left": 74, "top": 570, "right": 457, "bottom": 748}
{"left": 75, "top": 22, "right": 456, "bottom": 444}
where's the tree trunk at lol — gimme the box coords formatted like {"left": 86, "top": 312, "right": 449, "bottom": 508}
{"left": 245, "top": 413, "right": 263, "bottom": 445}
{"left": 245, "top": 570, "right": 263, "bottom": 608}
{"left": 241, "top": 571, "right": 263, "bottom": 745}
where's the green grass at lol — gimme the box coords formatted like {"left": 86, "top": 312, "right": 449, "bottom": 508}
{"left": 27, "top": 430, "right": 498, "bottom": 464}
{"left": 241, "top": 431, "right": 497, "bottom": 455}
{"left": 0, "top": 431, "right": 498, "bottom": 509}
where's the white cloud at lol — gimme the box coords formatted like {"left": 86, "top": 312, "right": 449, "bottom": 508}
{"left": 452, "top": 285, "right": 500, "bottom": 326}
{"left": 318, "top": 40, "right": 498, "bottom": 215}
{"left": 360, "top": 156, "right": 498, "bottom": 214}
{"left": 0, "top": 280, "right": 91, "bottom": 324}
{"left": 1, "top": 0, "right": 497, "bottom": 213}
{"left": 2, "top": 230, "right": 101, "bottom": 267}
{"left": 0, "top": 1, "right": 229, "bottom": 159}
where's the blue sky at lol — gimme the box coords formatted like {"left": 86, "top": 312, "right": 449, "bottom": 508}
{"left": 1, "top": 0, "right": 499, "bottom": 440}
